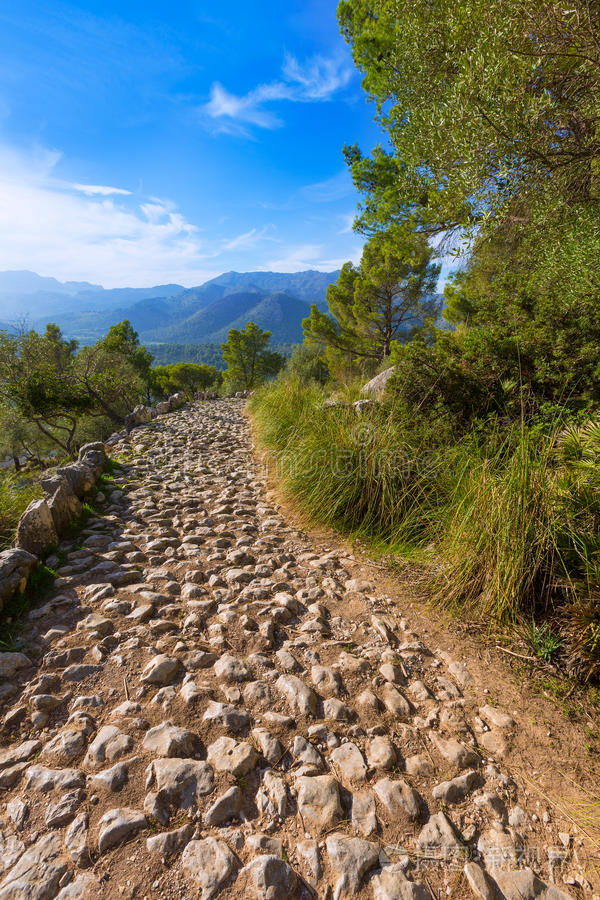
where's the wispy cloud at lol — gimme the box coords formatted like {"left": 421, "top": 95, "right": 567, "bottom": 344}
{"left": 338, "top": 211, "right": 356, "bottom": 234}
{"left": 222, "top": 226, "right": 276, "bottom": 251}
{"left": 300, "top": 170, "right": 354, "bottom": 203}
{"left": 202, "top": 51, "right": 353, "bottom": 137}
{"left": 69, "top": 183, "right": 132, "bottom": 196}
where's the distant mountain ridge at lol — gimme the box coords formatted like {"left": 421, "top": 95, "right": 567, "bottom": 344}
{"left": 0, "top": 269, "right": 340, "bottom": 346}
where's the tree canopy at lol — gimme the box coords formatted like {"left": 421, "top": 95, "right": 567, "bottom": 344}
{"left": 303, "top": 224, "right": 440, "bottom": 377}
{"left": 221, "top": 322, "right": 284, "bottom": 392}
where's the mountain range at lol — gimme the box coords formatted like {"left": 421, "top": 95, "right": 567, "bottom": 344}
{"left": 0, "top": 269, "right": 339, "bottom": 346}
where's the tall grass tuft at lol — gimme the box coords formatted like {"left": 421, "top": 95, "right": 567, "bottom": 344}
{"left": 250, "top": 377, "right": 600, "bottom": 673}
{"left": 434, "top": 429, "right": 560, "bottom": 621}
{"left": 0, "top": 470, "right": 42, "bottom": 550}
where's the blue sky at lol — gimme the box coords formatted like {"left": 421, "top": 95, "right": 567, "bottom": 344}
{"left": 0, "top": 0, "right": 387, "bottom": 287}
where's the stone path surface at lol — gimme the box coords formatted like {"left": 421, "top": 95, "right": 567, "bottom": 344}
{"left": 0, "top": 399, "right": 586, "bottom": 899}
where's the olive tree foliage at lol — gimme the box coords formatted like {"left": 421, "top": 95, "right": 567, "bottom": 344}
{"left": 0, "top": 320, "right": 152, "bottom": 459}
{"left": 338, "top": 0, "right": 600, "bottom": 236}
{"left": 150, "top": 362, "right": 220, "bottom": 399}
{"left": 336, "top": 0, "right": 600, "bottom": 420}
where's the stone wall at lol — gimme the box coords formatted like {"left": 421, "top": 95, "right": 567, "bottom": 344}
{"left": 0, "top": 390, "right": 189, "bottom": 612}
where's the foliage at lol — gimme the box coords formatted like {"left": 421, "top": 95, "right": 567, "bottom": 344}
{"left": 0, "top": 471, "right": 42, "bottom": 550}
{"left": 221, "top": 322, "right": 284, "bottom": 392}
{"left": 251, "top": 380, "right": 600, "bottom": 673}
{"left": 146, "top": 343, "right": 226, "bottom": 368}
{"left": 286, "top": 343, "right": 329, "bottom": 385}
{"left": 150, "top": 362, "right": 220, "bottom": 400}
{"left": 338, "top": 0, "right": 600, "bottom": 234}
{"left": 526, "top": 620, "right": 563, "bottom": 662}
{"left": 0, "top": 320, "right": 153, "bottom": 458}
{"left": 303, "top": 225, "right": 440, "bottom": 378}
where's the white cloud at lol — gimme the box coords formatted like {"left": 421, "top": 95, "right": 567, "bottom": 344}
{"left": 0, "top": 142, "right": 215, "bottom": 288}
{"left": 282, "top": 52, "right": 353, "bottom": 100}
{"left": 222, "top": 226, "right": 275, "bottom": 251}
{"left": 202, "top": 51, "right": 353, "bottom": 136}
{"left": 69, "top": 183, "right": 132, "bottom": 196}
{"left": 0, "top": 141, "right": 363, "bottom": 289}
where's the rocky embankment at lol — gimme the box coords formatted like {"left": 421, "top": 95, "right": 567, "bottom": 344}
{"left": 0, "top": 399, "right": 588, "bottom": 899}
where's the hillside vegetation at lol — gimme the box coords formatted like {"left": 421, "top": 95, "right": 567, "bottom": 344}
{"left": 251, "top": 0, "right": 600, "bottom": 682}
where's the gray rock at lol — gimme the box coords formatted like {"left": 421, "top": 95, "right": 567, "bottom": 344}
{"left": 326, "top": 833, "right": 379, "bottom": 895}
{"left": 97, "top": 807, "right": 146, "bottom": 853}
{"left": 84, "top": 725, "right": 133, "bottom": 767}
{"left": 463, "top": 862, "right": 497, "bottom": 900}
{"left": 214, "top": 653, "right": 251, "bottom": 682}
{"left": 64, "top": 811, "right": 90, "bottom": 868}
{"left": 0, "top": 654, "right": 32, "bottom": 679}
{"left": 242, "top": 854, "right": 297, "bottom": 899}
{"left": 276, "top": 674, "right": 318, "bottom": 717}
{"left": 146, "top": 823, "right": 194, "bottom": 855}
{"left": 330, "top": 741, "right": 367, "bottom": 782}
{"left": 42, "top": 473, "right": 82, "bottom": 533}
{"left": 45, "top": 788, "right": 83, "bottom": 827}
{"left": 142, "top": 722, "right": 199, "bottom": 757}
{"left": 311, "top": 665, "right": 342, "bottom": 696}
{"left": 0, "top": 833, "right": 68, "bottom": 900}
{"left": 207, "top": 735, "right": 258, "bottom": 776}
{"left": 145, "top": 758, "right": 214, "bottom": 824}
{"left": 0, "top": 740, "right": 40, "bottom": 774}
{"left": 479, "top": 704, "right": 516, "bottom": 731}
{"left": 493, "top": 868, "right": 572, "bottom": 900}
{"left": 372, "top": 865, "right": 432, "bottom": 899}
{"left": 351, "top": 791, "right": 377, "bottom": 837}
{"left": 251, "top": 728, "right": 283, "bottom": 765}
{"left": 415, "top": 811, "right": 463, "bottom": 857}
{"left": 366, "top": 736, "right": 397, "bottom": 770}
{"left": 0, "top": 549, "right": 37, "bottom": 607}
{"left": 381, "top": 683, "right": 412, "bottom": 717}
{"left": 429, "top": 733, "right": 478, "bottom": 769}
{"left": 141, "top": 654, "right": 179, "bottom": 684}
{"left": 296, "top": 774, "right": 342, "bottom": 835}
{"left": 204, "top": 786, "right": 241, "bottom": 827}
{"left": 90, "top": 760, "right": 131, "bottom": 791}
{"left": 55, "top": 874, "right": 98, "bottom": 899}
{"left": 432, "top": 769, "right": 482, "bottom": 804}
{"left": 361, "top": 366, "right": 396, "bottom": 399}
{"left": 15, "top": 499, "right": 58, "bottom": 556}
{"left": 181, "top": 837, "right": 237, "bottom": 899}
{"left": 202, "top": 701, "right": 250, "bottom": 731}
{"left": 374, "top": 777, "right": 422, "bottom": 820}
{"left": 24, "top": 765, "right": 84, "bottom": 792}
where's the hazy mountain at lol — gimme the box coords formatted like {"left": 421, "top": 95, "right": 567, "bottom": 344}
{"left": 0, "top": 268, "right": 340, "bottom": 345}
{"left": 0, "top": 270, "right": 102, "bottom": 296}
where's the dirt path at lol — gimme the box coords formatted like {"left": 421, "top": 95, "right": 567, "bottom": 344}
{"left": 0, "top": 399, "right": 595, "bottom": 899}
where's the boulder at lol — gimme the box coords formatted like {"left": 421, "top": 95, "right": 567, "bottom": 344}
{"left": 0, "top": 549, "right": 37, "bottom": 606}
{"left": 361, "top": 365, "right": 396, "bottom": 399}
{"left": 55, "top": 462, "right": 96, "bottom": 498}
{"left": 41, "top": 473, "right": 82, "bottom": 533}
{"left": 169, "top": 392, "right": 186, "bottom": 409}
{"left": 78, "top": 442, "right": 106, "bottom": 477}
{"left": 15, "top": 499, "right": 58, "bottom": 556}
